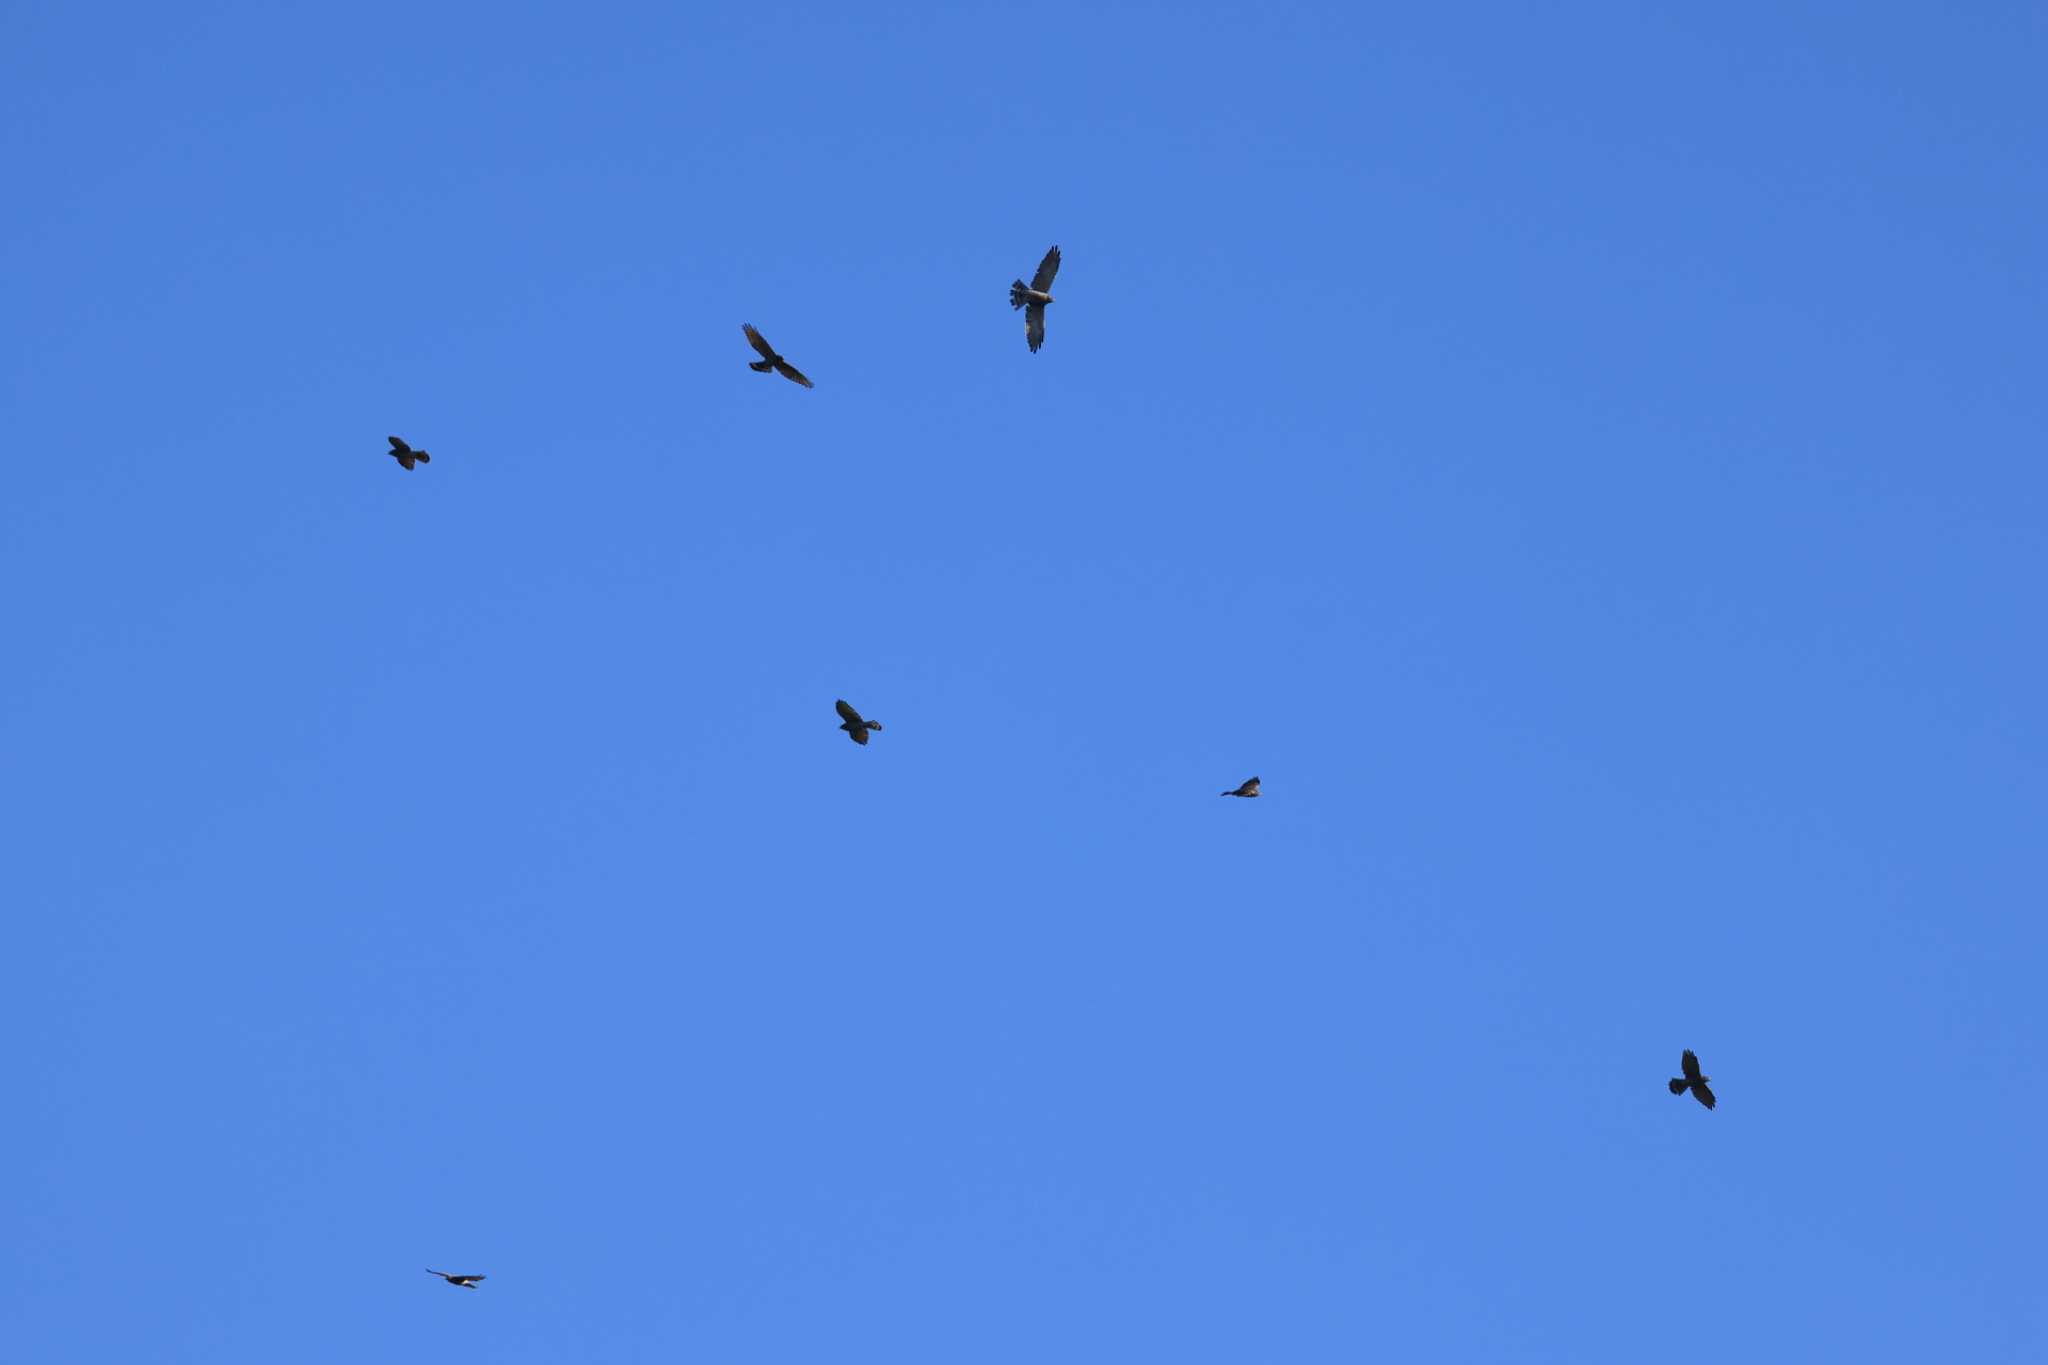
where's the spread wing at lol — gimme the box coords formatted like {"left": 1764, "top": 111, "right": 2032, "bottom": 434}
{"left": 1681, "top": 1050, "right": 1702, "bottom": 1082}
{"left": 742, "top": 324, "right": 777, "bottom": 361}
{"left": 836, "top": 699, "right": 864, "bottom": 727}
{"left": 388, "top": 436, "right": 410, "bottom": 453}
{"left": 848, "top": 725, "right": 870, "bottom": 744}
{"left": 774, "top": 357, "right": 814, "bottom": 388}
{"left": 1025, "top": 303, "right": 1046, "bottom": 352}
{"left": 1692, "top": 1081, "right": 1716, "bottom": 1110}
{"left": 1242, "top": 777, "right": 1260, "bottom": 795}
{"left": 1030, "top": 245, "right": 1061, "bottom": 292}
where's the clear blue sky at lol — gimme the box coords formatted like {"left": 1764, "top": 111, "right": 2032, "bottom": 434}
{"left": 4, "top": 3, "right": 2043, "bottom": 1361}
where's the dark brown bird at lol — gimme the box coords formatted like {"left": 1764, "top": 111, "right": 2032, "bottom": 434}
{"left": 836, "top": 698, "right": 882, "bottom": 745}
{"left": 742, "top": 324, "right": 814, "bottom": 388}
{"left": 1221, "top": 776, "right": 1261, "bottom": 798}
{"left": 426, "top": 1270, "right": 485, "bottom": 1289}
{"left": 1009, "top": 245, "right": 1061, "bottom": 353}
{"left": 387, "top": 435, "right": 431, "bottom": 471}
{"left": 1668, "top": 1050, "right": 1716, "bottom": 1110}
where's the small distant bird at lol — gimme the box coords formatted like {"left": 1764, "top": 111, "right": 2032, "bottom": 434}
{"left": 1668, "top": 1050, "right": 1716, "bottom": 1110}
{"left": 1221, "top": 777, "right": 1261, "bottom": 798}
{"left": 835, "top": 698, "right": 883, "bottom": 745}
{"left": 742, "top": 324, "right": 814, "bottom": 388}
{"left": 1009, "top": 245, "right": 1061, "bottom": 353}
{"left": 426, "top": 1270, "right": 485, "bottom": 1289}
{"left": 387, "top": 435, "right": 431, "bottom": 470}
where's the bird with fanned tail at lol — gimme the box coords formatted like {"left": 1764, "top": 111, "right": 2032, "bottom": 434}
{"left": 1009, "top": 245, "right": 1061, "bottom": 353}
{"left": 836, "top": 699, "right": 883, "bottom": 745}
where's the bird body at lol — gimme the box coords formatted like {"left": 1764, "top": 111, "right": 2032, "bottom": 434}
{"left": 1668, "top": 1049, "right": 1716, "bottom": 1109}
{"left": 426, "top": 1270, "right": 485, "bottom": 1288}
{"left": 835, "top": 698, "right": 883, "bottom": 745}
{"left": 742, "top": 324, "right": 814, "bottom": 388}
{"left": 1221, "top": 777, "right": 1261, "bottom": 798}
{"left": 387, "top": 435, "right": 431, "bottom": 471}
{"left": 1010, "top": 245, "right": 1061, "bottom": 352}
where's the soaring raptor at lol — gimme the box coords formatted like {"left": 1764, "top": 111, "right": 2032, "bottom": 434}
{"left": 835, "top": 699, "right": 883, "bottom": 745}
{"left": 1009, "top": 245, "right": 1061, "bottom": 353}
{"left": 1220, "top": 777, "right": 1261, "bottom": 798}
{"left": 386, "top": 435, "right": 430, "bottom": 470}
{"left": 426, "top": 1270, "right": 485, "bottom": 1289}
{"left": 742, "top": 324, "right": 813, "bottom": 388}
{"left": 1667, "top": 1050, "right": 1716, "bottom": 1110}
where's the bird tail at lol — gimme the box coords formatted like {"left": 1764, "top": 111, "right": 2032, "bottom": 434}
{"left": 866, "top": 721, "right": 883, "bottom": 731}
{"left": 1010, "top": 281, "right": 1030, "bottom": 309}
{"left": 1668, "top": 1078, "right": 1689, "bottom": 1094}
{"left": 749, "top": 360, "right": 775, "bottom": 373}
{"left": 414, "top": 451, "right": 430, "bottom": 464}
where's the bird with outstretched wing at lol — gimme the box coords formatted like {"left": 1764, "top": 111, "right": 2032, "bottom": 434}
{"left": 742, "top": 324, "right": 813, "bottom": 388}
{"left": 1667, "top": 1049, "right": 1716, "bottom": 1110}
{"left": 387, "top": 436, "right": 431, "bottom": 470}
{"left": 427, "top": 1270, "right": 485, "bottom": 1288}
{"left": 835, "top": 698, "right": 883, "bottom": 745}
{"left": 1009, "top": 245, "right": 1061, "bottom": 353}
{"left": 1221, "top": 777, "right": 1261, "bottom": 798}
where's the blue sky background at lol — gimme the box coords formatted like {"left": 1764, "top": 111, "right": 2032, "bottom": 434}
{"left": 3, "top": 3, "right": 2043, "bottom": 1361}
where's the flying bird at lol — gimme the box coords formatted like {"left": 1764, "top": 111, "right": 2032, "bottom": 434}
{"left": 426, "top": 1270, "right": 485, "bottom": 1289}
{"left": 835, "top": 698, "right": 883, "bottom": 745}
{"left": 1668, "top": 1050, "right": 1716, "bottom": 1110}
{"left": 1221, "top": 777, "right": 1261, "bottom": 798}
{"left": 742, "top": 324, "right": 814, "bottom": 388}
{"left": 1009, "top": 245, "right": 1061, "bottom": 353}
{"left": 387, "top": 435, "right": 431, "bottom": 470}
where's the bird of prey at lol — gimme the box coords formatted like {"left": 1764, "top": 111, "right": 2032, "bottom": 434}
{"left": 1009, "top": 245, "right": 1061, "bottom": 353}
{"left": 835, "top": 698, "right": 883, "bottom": 745}
{"left": 1668, "top": 1050, "right": 1716, "bottom": 1110}
{"left": 387, "top": 435, "right": 431, "bottom": 470}
{"left": 426, "top": 1270, "right": 485, "bottom": 1289}
{"left": 742, "top": 324, "right": 813, "bottom": 388}
{"left": 1221, "top": 777, "right": 1261, "bottom": 798}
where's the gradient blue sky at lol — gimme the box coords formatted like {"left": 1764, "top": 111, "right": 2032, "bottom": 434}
{"left": 4, "top": 3, "right": 2043, "bottom": 1361}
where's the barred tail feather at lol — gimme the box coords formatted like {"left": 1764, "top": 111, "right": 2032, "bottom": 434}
{"left": 1010, "top": 281, "right": 1029, "bottom": 309}
{"left": 1668, "top": 1078, "right": 1689, "bottom": 1094}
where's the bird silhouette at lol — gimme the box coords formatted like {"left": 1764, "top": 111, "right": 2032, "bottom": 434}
{"left": 386, "top": 435, "right": 431, "bottom": 470}
{"left": 742, "top": 324, "right": 814, "bottom": 388}
{"left": 836, "top": 698, "right": 883, "bottom": 745}
{"left": 1009, "top": 245, "right": 1061, "bottom": 352}
{"left": 1668, "top": 1050, "right": 1716, "bottom": 1110}
{"left": 1221, "top": 776, "right": 1261, "bottom": 798}
{"left": 426, "top": 1269, "right": 485, "bottom": 1289}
